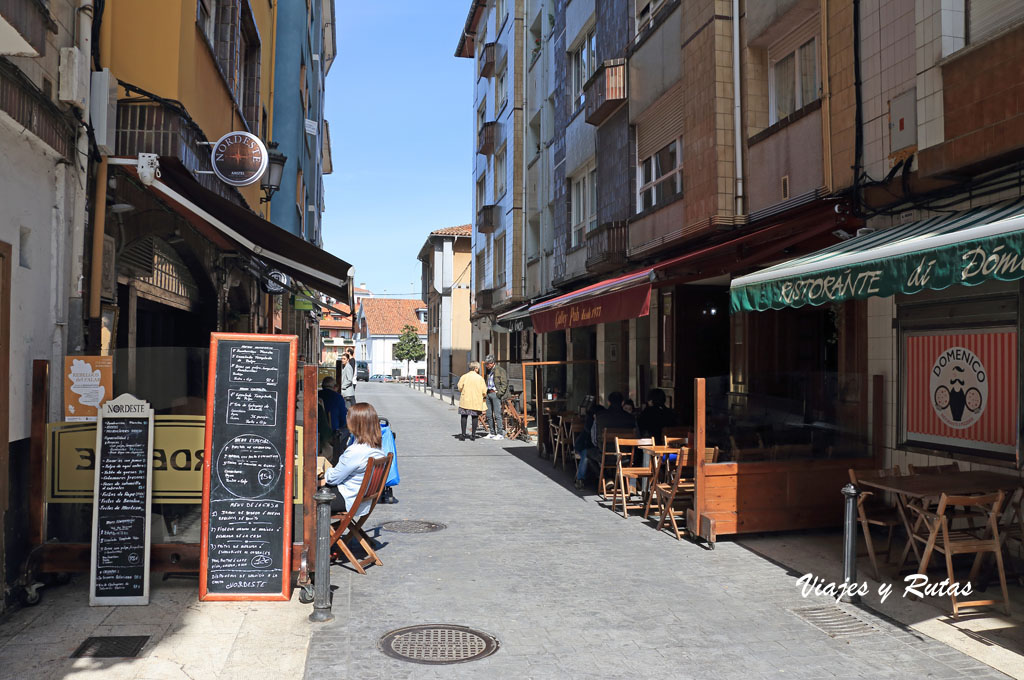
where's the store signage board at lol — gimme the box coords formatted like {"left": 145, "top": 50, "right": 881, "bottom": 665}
{"left": 903, "top": 328, "right": 1019, "bottom": 456}
{"left": 89, "top": 394, "right": 154, "bottom": 606}
{"left": 45, "top": 417, "right": 304, "bottom": 504}
{"left": 64, "top": 356, "right": 113, "bottom": 421}
{"left": 211, "top": 132, "right": 268, "bottom": 187}
{"left": 200, "top": 333, "right": 297, "bottom": 601}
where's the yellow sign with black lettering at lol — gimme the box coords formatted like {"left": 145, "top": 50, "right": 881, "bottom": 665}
{"left": 46, "top": 416, "right": 304, "bottom": 504}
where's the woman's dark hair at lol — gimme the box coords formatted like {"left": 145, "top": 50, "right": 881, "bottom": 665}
{"left": 347, "top": 402, "right": 382, "bottom": 449}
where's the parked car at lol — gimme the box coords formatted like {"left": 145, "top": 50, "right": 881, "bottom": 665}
{"left": 356, "top": 361, "right": 369, "bottom": 381}
{"left": 369, "top": 374, "right": 387, "bottom": 382}
{"left": 414, "top": 375, "right": 426, "bottom": 383}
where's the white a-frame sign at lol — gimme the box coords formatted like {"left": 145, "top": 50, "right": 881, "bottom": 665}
{"left": 89, "top": 394, "right": 154, "bottom": 605}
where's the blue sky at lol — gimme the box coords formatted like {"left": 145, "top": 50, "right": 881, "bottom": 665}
{"left": 322, "top": 3, "right": 473, "bottom": 298}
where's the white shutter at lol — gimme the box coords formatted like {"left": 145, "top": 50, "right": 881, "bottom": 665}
{"left": 767, "top": 14, "right": 819, "bottom": 65}
{"left": 635, "top": 83, "right": 684, "bottom": 160}
{"left": 969, "top": 0, "right": 1024, "bottom": 45}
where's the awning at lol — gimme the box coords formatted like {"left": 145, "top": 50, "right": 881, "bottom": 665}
{"left": 530, "top": 268, "right": 653, "bottom": 333}
{"left": 495, "top": 304, "right": 533, "bottom": 332}
{"left": 730, "top": 197, "right": 1024, "bottom": 313}
{"left": 109, "top": 156, "right": 354, "bottom": 305}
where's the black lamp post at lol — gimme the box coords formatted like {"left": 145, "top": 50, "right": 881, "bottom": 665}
{"left": 260, "top": 142, "right": 287, "bottom": 203}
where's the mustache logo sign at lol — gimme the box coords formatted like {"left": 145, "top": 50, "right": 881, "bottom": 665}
{"left": 931, "top": 349, "right": 987, "bottom": 429}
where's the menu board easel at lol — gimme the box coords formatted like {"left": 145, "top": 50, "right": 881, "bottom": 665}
{"left": 89, "top": 393, "right": 154, "bottom": 606}
{"left": 200, "top": 333, "right": 297, "bottom": 601}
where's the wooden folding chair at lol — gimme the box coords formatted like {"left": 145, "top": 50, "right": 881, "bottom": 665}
{"left": 651, "top": 446, "right": 719, "bottom": 539}
{"left": 661, "top": 426, "right": 689, "bottom": 443}
{"left": 611, "top": 437, "right": 653, "bottom": 517}
{"left": 553, "top": 415, "right": 575, "bottom": 470}
{"left": 906, "top": 491, "right": 1010, "bottom": 618}
{"left": 327, "top": 453, "right": 393, "bottom": 575}
{"left": 848, "top": 467, "right": 903, "bottom": 581}
{"left": 567, "top": 418, "right": 584, "bottom": 474}
{"left": 597, "top": 428, "right": 636, "bottom": 499}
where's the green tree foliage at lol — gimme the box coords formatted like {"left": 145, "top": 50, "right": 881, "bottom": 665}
{"left": 392, "top": 324, "right": 425, "bottom": 378}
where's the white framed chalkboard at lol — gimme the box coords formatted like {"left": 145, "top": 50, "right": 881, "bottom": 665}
{"left": 89, "top": 393, "right": 154, "bottom": 606}
{"left": 200, "top": 333, "right": 297, "bottom": 601}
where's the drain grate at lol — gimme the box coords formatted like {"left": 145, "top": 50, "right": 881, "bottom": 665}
{"left": 378, "top": 624, "right": 499, "bottom": 664}
{"left": 380, "top": 520, "right": 446, "bottom": 534}
{"left": 71, "top": 635, "right": 150, "bottom": 658}
{"left": 790, "top": 606, "right": 879, "bottom": 638}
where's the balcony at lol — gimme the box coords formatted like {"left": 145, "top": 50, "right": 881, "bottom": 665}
{"left": 477, "top": 204, "right": 499, "bottom": 234}
{"left": 117, "top": 100, "right": 247, "bottom": 207}
{"left": 584, "top": 59, "right": 627, "bottom": 126}
{"left": 477, "top": 121, "right": 497, "bottom": 155}
{"left": 585, "top": 221, "right": 629, "bottom": 273}
{"left": 0, "top": 57, "right": 73, "bottom": 157}
{"left": 0, "top": 0, "right": 55, "bottom": 56}
{"left": 479, "top": 42, "right": 496, "bottom": 78}
{"left": 476, "top": 287, "right": 494, "bottom": 312}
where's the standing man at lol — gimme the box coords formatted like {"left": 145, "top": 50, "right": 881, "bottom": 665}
{"left": 483, "top": 354, "right": 508, "bottom": 440}
{"left": 340, "top": 352, "right": 356, "bottom": 408}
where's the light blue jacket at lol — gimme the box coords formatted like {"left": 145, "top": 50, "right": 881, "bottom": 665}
{"left": 325, "top": 441, "right": 384, "bottom": 516}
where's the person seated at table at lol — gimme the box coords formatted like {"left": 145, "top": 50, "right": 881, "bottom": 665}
{"left": 574, "top": 391, "right": 636, "bottom": 489}
{"left": 317, "top": 402, "right": 385, "bottom": 516}
{"left": 638, "top": 388, "right": 678, "bottom": 441}
{"left": 623, "top": 398, "right": 636, "bottom": 414}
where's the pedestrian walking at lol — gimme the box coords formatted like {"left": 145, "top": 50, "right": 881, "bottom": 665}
{"left": 340, "top": 353, "right": 356, "bottom": 408}
{"left": 456, "top": 361, "right": 487, "bottom": 441}
{"left": 483, "top": 354, "right": 508, "bottom": 440}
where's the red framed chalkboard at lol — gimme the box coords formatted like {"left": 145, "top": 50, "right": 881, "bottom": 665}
{"left": 200, "top": 333, "right": 297, "bottom": 601}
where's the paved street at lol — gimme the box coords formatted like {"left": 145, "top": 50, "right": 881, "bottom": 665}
{"left": 305, "top": 384, "right": 1013, "bottom": 679}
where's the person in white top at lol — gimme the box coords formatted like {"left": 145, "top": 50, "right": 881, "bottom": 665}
{"left": 318, "top": 402, "right": 385, "bottom": 516}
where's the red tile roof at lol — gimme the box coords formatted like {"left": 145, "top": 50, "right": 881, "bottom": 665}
{"left": 360, "top": 298, "right": 427, "bottom": 336}
{"left": 431, "top": 224, "right": 472, "bottom": 237}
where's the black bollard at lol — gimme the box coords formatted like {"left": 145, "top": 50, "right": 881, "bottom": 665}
{"left": 309, "top": 486, "right": 335, "bottom": 622}
{"left": 841, "top": 482, "right": 861, "bottom": 603}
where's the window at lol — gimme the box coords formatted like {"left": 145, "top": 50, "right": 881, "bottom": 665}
{"left": 570, "top": 29, "right": 596, "bottom": 112}
{"left": 476, "top": 250, "right": 486, "bottom": 290}
{"left": 494, "top": 234, "right": 506, "bottom": 288}
{"left": 495, "top": 144, "right": 507, "bottom": 198}
{"left": 476, "top": 175, "right": 487, "bottom": 209}
{"left": 637, "top": 138, "right": 683, "bottom": 213}
{"left": 477, "top": 100, "right": 487, "bottom": 133}
{"left": 197, "top": 0, "right": 218, "bottom": 44}
{"left": 635, "top": 0, "right": 665, "bottom": 34}
{"left": 300, "top": 61, "right": 308, "bottom": 115}
{"left": 476, "top": 26, "right": 487, "bottom": 77}
{"left": 770, "top": 38, "right": 818, "bottom": 123}
{"left": 495, "top": 65, "right": 507, "bottom": 113}
{"left": 496, "top": 0, "right": 507, "bottom": 26}
{"left": 569, "top": 166, "right": 597, "bottom": 248}
{"left": 239, "top": 10, "right": 261, "bottom": 131}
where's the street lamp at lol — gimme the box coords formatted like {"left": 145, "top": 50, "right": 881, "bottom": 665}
{"left": 260, "top": 142, "right": 287, "bottom": 203}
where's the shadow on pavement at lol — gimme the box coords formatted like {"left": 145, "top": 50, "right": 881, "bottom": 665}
{"left": 502, "top": 445, "right": 599, "bottom": 503}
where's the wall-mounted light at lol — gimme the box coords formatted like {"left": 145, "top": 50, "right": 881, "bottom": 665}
{"left": 260, "top": 142, "right": 287, "bottom": 203}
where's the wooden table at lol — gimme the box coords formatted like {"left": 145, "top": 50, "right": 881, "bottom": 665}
{"left": 860, "top": 471, "right": 1023, "bottom": 573}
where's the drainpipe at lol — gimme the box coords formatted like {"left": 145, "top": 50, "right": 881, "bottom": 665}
{"left": 820, "top": 0, "right": 834, "bottom": 193}
{"left": 732, "top": 0, "right": 744, "bottom": 216}
{"left": 68, "top": 0, "right": 93, "bottom": 327}
{"left": 88, "top": 1, "right": 111, "bottom": 332}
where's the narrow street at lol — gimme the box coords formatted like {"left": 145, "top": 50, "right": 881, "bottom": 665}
{"left": 305, "top": 384, "right": 1011, "bottom": 680}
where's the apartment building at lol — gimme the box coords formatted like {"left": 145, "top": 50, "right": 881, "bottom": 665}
{"left": 418, "top": 225, "right": 473, "bottom": 388}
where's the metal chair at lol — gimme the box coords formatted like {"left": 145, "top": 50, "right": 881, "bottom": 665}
{"left": 848, "top": 467, "right": 903, "bottom": 581}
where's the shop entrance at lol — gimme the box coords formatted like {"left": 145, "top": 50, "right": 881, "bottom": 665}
{"left": 0, "top": 241, "right": 10, "bottom": 591}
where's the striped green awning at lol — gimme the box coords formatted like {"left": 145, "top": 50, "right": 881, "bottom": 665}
{"left": 730, "top": 197, "right": 1024, "bottom": 312}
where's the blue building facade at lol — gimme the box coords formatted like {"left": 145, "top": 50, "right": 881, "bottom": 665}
{"left": 270, "top": 0, "right": 335, "bottom": 243}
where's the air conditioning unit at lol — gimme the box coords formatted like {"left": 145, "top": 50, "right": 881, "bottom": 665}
{"left": 90, "top": 69, "right": 118, "bottom": 155}
{"left": 59, "top": 47, "right": 90, "bottom": 110}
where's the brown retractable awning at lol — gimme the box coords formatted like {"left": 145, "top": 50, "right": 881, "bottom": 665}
{"left": 111, "top": 156, "right": 353, "bottom": 305}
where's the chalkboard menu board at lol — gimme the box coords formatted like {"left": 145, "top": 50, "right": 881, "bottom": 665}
{"left": 200, "top": 333, "right": 297, "bottom": 601}
{"left": 89, "top": 394, "right": 154, "bottom": 606}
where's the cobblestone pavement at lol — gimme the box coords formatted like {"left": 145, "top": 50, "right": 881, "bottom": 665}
{"left": 305, "top": 384, "right": 1014, "bottom": 680}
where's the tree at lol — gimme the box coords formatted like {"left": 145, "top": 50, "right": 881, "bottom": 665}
{"left": 392, "top": 324, "right": 425, "bottom": 379}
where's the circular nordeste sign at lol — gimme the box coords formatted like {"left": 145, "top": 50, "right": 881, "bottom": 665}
{"left": 211, "top": 131, "right": 268, "bottom": 187}
{"left": 930, "top": 346, "right": 987, "bottom": 429}
{"left": 260, "top": 269, "right": 289, "bottom": 295}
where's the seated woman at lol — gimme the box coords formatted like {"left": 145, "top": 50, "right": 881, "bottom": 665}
{"left": 318, "top": 402, "right": 385, "bottom": 516}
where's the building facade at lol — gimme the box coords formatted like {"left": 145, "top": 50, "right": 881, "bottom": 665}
{"left": 355, "top": 298, "right": 428, "bottom": 378}
{"left": 418, "top": 225, "right": 473, "bottom": 388}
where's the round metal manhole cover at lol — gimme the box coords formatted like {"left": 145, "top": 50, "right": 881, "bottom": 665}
{"left": 378, "top": 624, "right": 499, "bottom": 665}
{"left": 380, "top": 520, "right": 447, "bottom": 534}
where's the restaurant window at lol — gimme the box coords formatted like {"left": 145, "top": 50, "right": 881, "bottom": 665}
{"left": 770, "top": 37, "right": 818, "bottom": 123}
{"left": 637, "top": 138, "right": 682, "bottom": 213}
{"left": 897, "top": 288, "right": 1020, "bottom": 467}
{"left": 493, "top": 234, "right": 506, "bottom": 288}
{"left": 570, "top": 28, "right": 596, "bottom": 112}
{"left": 495, "top": 144, "right": 507, "bottom": 198}
{"left": 658, "top": 288, "right": 674, "bottom": 387}
{"left": 569, "top": 165, "right": 596, "bottom": 248}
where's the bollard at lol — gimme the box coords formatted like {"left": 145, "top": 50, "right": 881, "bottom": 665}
{"left": 841, "top": 482, "right": 861, "bottom": 603}
{"left": 309, "top": 486, "right": 336, "bottom": 622}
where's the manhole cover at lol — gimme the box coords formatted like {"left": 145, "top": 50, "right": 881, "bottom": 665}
{"left": 378, "top": 624, "right": 499, "bottom": 664}
{"left": 790, "top": 606, "right": 879, "bottom": 638}
{"left": 71, "top": 635, "right": 150, "bottom": 658}
{"left": 380, "top": 520, "right": 446, "bottom": 534}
